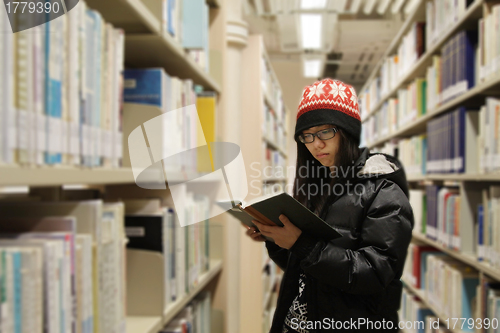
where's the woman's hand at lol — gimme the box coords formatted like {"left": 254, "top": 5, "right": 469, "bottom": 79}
{"left": 252, "top": 214, "right": 302, "bottom": 249}
{"left": 243, "top": 224, "right": 266, "bottom": 242}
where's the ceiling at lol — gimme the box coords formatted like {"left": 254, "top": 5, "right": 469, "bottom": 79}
{"left": 243, "top": 0, "right": 410, "bottom": 92}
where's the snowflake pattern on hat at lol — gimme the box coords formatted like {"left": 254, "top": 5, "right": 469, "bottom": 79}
{"left": 297, "top": 78, "right": 360, "bottom": 121}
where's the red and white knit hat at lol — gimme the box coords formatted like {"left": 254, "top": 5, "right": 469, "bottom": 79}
{"left": 294, "top": 78, "right": 361, "bottom": 143}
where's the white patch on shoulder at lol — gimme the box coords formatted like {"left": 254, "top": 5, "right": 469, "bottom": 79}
{"left": 358, "top": 154, "right": 398, "bottom": 175}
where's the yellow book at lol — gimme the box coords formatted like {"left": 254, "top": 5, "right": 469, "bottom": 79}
{"left": 196, "top": 94, "right": 216, "bottom": 172}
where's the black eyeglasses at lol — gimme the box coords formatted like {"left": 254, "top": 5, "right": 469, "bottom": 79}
{"left": 298, "top": 127, "right": 338, "bottom": 144}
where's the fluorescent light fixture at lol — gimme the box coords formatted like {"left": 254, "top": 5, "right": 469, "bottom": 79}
{"left": 300, "top": 14, "right": 322, "bottom": 49}
{"left": 0, "top": 186, "right": 29, "bottom": 194}
{"left": 300, "top": 0, "right": 327, "bottom": 9}
{"left": 303, "top": 59, "right": 322, "bottom": 77}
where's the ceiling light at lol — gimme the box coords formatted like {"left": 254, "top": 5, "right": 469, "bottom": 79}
{"left": 300, "top": 0, "right": 327, "bottom": 9}
{"left": 303, "top": 59, "right": 322, "bottom": 77}
{"left": 300, "top": 14, "right": 322, "bottom": 49}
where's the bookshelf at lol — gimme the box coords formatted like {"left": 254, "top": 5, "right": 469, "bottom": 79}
{"left": 0, "top": 0, "right": 228, "bottom": 332}
{"left": 239, "top": 34, "right": 289, "bottom": 333}
{"left": 359, "top": 0, "right": 500, "bottom": 328}
{"left": 85, "top": 0, "right": 162, "bottom": 34}
{"left": 401, "top": 279, "right": 468, "bottom": 333}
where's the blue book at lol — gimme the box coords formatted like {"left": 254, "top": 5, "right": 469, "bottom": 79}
{"left": 12, "top": 250, "right": 22, "bottom": 333}
{"left": 478, "top": 204, "right": 484, "bottom": 261}
{"left": 456, "top": 107, "right": 466, "bottom": 173}
{"left": 426, "top": 185, "right": 440, "bottom": 240}
{"left": 416, "top": 307, "right": 433, "bottom": 333}
{"left": 182, "top": 0, "right": 207, "bottom": 49}
{"left": 461, "top": 275, "right": 479, "bottom": 331}
{"left": 464, "top": 30, "right": 477, "bottom": 90}
{"left": 422, "top": 136, "right": 427, "bottom": 174}
{"left": 167, "top": 0, "right": 176, "bottom": 36}
{"left": 124, "top": 69, "right": 169, "bottom": 111}
{"left": 44, "top": 14, "right": 63, "bottom": 165}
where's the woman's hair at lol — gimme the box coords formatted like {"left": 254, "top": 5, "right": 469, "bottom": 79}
{"left": 292, "top": 126, "right": 361, "bottom": 217}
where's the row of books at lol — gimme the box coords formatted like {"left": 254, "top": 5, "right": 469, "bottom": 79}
{"left": 400, "top": 288, "right": 440, "bottom": 333}
{"left": 123, "top": 68, "right": 217, "bottom": 175}
{"left": 426, "top": 255, "right": 478, "bottom": 326}
{"left": 478, "top": 274, "right": 500, "bottom": 333}
{"left": 403, "top": 247, "right": 479, "bottom": 330}
{"left": 261, "top": 56, "right": 282, "bottom": 115}
{"left": 478, "top": 2, "right": 500, "bottom": 83}
{"left": 425, "top": 0, "right": 474, "bottom": 50}
{"left": 124, "top": 195, "right": 211, "bottom": 309}
{"left": 0, "top": 200, "right": 127, "bottom": 333}
{"left": 262, "top": 147, "right": 287, "bottom": 181}
{"left": 0, "top": 1, "right": 125, "bottom": 167}
{"left": 361, "top": 25, "right": 477, "bottom": 120}
{"left": 477, "top": 185, "right": 500, "bottom": 269}
{"left": 400, "top": 288, "right": 467, "bottom": 333}
{"left": 410, "top": 184, "right": 500, "bottom": 270}
{"left": 431, "top": 30, "right": 476, "bottom": 105}
{"left": 263, "top": 103, "right": 287, "bottom": 152}
{"left": 372, "top": 97, "right": 500, "bottom": 176}
{"left": 160, "top": 291, "right": 212, "bottom": 333}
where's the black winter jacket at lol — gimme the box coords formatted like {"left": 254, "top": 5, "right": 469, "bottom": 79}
{"left": 267, "top": 148, "right": 414, "bottom": 333}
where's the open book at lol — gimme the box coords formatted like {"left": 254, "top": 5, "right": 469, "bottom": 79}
{"left": 218, "top": 192, "right": 341, "bottom": 242}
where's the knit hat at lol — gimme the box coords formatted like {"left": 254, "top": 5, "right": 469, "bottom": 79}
{"left": 294, "top": 78, "right": 361, "bottom": 143}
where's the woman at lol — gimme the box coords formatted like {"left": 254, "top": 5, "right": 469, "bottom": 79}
{"left": 247, "top": 78, "right": 414, "bottom": 332}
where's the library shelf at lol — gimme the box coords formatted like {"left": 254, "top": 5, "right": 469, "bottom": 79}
{"left": 263, "top": 88, "right": 277, "bottom": 111}
{"left": 262, "top": 274, "right": 282, "bottom": 310}
{"left": 124, "top": 34, "right": 221, "bottom": 93}
{"left": 206, "top": 0, "right": 220, "bottom": 8}
{"left": 401, "top": 278, "right": 468, "bottom": 333}
{"left": 85, "top": 0, "right": 161, "bottom": 34}
{"left": 412, "top": 232, "right": 500, "bottom": 281}
{"left": 361, "top": 0, "right": 483, "bottom": 122}
{"left": 125, "top": 260, "right": 222, "bottom": 333}
{"left": 262, "top": 177, "right": 287, "bottom": 183}
{"left": 126, "top": 316, "right": 163, "bottom": 333}
{"left": 360, "top": 1, "right": 425, "bottom": 113}
{"left": 0, "top": 165, "right": 221, "bottom": 187}
{"left": 263, "top": 137, "right": 287, "bottom": 158}
{"left": 366, "top": 70, "right": 500, "bottom": 149}
{"left": 406, "top": 174, "right": 500, "bottom": 182}
{"left": 163, "top": 259, "right": 223, "bottom": 325}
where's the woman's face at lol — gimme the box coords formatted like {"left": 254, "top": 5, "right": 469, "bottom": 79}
{"left": 302, "top": 124, "right": 340, "bottom": 167}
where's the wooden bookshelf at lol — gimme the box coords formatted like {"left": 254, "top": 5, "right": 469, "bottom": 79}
{"left": 125, "top": 259, "right": 222, "bottom": 333}
{"left": 126, "top": 316, "right": 163, "bottom": 333}
{"left": 239, "top": 34, "right": 289, "bottom": 333}
{"left": 163, "top": 260, "right": 223, "bottom": 324}
{"left": 406, "top": 173, "right": 500, "bottom": 182}
{"left": 402, "top": 278, "right": 468, "bottom": 333}
{"left": 362, "top": 0, "right": 483, "bottom": 121}
{"left": 85, "top": 0, "right": 161, "bottom": 34}
{"left": 360, "top": 2, "right": 426, "bottom": 115}
{"left": 125, "top": 34, "right": 221, "bottom": 93}
{"left": 411, "top": 232, "right": 500, "bottom": 281}
{"left": 367, "top": 70, "right": 500, "bottom": 148}
{"left": 0, "top": 165, "right": 221, "bottom": 187}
